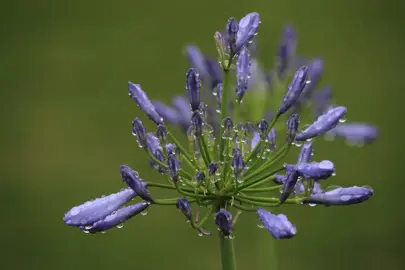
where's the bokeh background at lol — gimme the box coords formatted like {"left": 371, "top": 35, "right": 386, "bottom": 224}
{"left": 1, "top": 0, "right": 404, "bottom": 269}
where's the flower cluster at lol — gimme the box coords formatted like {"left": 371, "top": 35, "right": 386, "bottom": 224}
{"left": 64, "top": 12, "right": 375, "bottom": 240}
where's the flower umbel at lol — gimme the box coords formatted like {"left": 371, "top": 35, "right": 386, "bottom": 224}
{"left": 63, "top": 11, "right": 377, "bottom": 270}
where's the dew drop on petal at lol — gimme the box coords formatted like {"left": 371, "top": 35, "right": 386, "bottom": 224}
{"left": 140, "top": 210, "right": 148, "bottom": 216}
{"left": 257, "top": 224, "right": 264, "bottom": 229}
{"left": 308, "top": 203, "right": 317, "bottom": 207}
{"left": 116, "top": 223, "right": 124, "bottom": 229}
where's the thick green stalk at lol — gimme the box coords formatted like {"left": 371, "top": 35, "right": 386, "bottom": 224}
{"left": 219, "top": 60, "right": 233, "bottom": 162}
{"left": 219, "top": 231, "right": 237, "bottom": 270}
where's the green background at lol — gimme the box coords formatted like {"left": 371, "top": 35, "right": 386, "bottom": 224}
{"left": 1, "top": 0, "right": 403, "bottom": 269}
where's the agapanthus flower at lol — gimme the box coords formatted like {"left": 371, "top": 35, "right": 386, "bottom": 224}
{"left": 64, "top": 12, "right": 377, "bottom": 270}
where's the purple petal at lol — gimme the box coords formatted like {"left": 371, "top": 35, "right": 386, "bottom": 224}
{"left": 235, "top": 12, "right": 260, "bottom": 53}
{"left": 303, "top": 186, "right": 373, "bottom": 206}
{"left": 326, "top": 123, "right": 378, "bottom": 144}
{"left": 128, "top": 82, "right": 163, "bottom": 125}
{"left": 257, "top": 209, "right": 296, "bottom": 239}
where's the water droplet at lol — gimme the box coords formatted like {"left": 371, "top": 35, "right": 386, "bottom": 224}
{"left": 84, "top": 225, "right": 93, "bottom": 230}
{"left": 140, "top": 210, "right": 148, "bottom": 216}
{"left": 228, "top": 235, "right": 235, "bottom": 239}
{"left": 82, "top": 230, "right": 90, "bottom": 234}
{"left": 116, "top": 223, "right": 124, "bottom": 229}
{"left": 257, "top": 224, "right": 264, "bottom": 229}
{"left": 198, "top": 232, "right": 204, "bottom": 237}
{"left": 331, "top": 172, "right": 336, "bottom": 177}
{"left": 308, "top": 203, "right": 317, "bottom": 207}
{"left": 294, "top": 141, "right": 303, "bottom": 147}
{"left": 101, "top": 231, "right": 106, "bottom": 234}
{"left": 339, "top": 116, "right": 347, "bottom": 123}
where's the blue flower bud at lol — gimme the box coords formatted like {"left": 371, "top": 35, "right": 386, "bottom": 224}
{"left": 277, "top": 66, "right": 309, "bottom": 115}
{"left": 287, "top": 114, "right": 299, "bottom": 143}
{"left": 286, "top": 160, "right": 335, "bottom": 180}
{"left": 153, "top": 101, "right": 184, "bottom": 127}
{"left": 257, "top": 119, "right": 268, "bottom": 139}
{"left": 297, "top": 142, "right": 313, "bottom": 164}
{"left": 186, "top": 68, "right": 201, "bottom": 112}
{"left": 232, "top": 148, "right": 244, "bottom": 179}
{"left": 223, "top": 117, "right": 234, "bottom": 138}
{"left": 273, "top": 174, "right": 286, "bottom": 185}
{"left": 128, "top": 82, "right": 163, "bottom": 125}
{"left": 176, "top": 197, "right": 193, "bottom": 221}
{"left": 296, "top": 106, "right": 347, "bottom": 141}
{"left": 156, "top": 125, "right": 168, "bottom": 143}
{"left": 214, "top": 83, "right": 223, "bottom": 104}
{"left": 64, "top": 188, "right": 138, "bottom": 227}
{"left": 120, "top": 165, "right": 153, "bottom": 202}
{"left": 194, "top": 171, "right": 206, "bottom": 184}
{"left": 257, "top": 209, "right": 297, "bottom": 239}
{"left": 204, "top": 57, "right": 223, "bottom": 89}
{"left": 166, "top": 143, "right": 176, "bottom": 154}
{"left": 208, "top": 162, "right": 218, "bottom": 176}
{"left": 227, "top": 17, "right": 239, "bottom": 53}
{"left": 191, "top": 111, "right": 203, "bottom": 137}
{"left": 267, "top": 128, "right": 276, "bottom": 151}
{"left": 132, "top": 118, "right": 147, "bottom": 148}
{"left": 168, "top": 153, "right": 180, "bottom": 183}
{"left": 215, "top": 209, "right": 233, "bottom": 236}
{"left": 185, "top": 45, "right": 208, "bottom": 79}
{"left": 277, "top": 25, "right": 296, "bottom": 77}
{"left": 146, "top": 133, "right": 161, "bottom": 153}
{"left": 251, "top": 132, "right": 260, "bottom": 150}
{"left": 301, "top": 58, "right": 324, "bottom": 101}
{"left": 280, "top": 169, "right": 299, "bottom": 203}
{"left": 149, "top": 149, "right": 166, "bottom": 173}
{"left": 235, "top": 12, "right": 260, "bottom": 53}
{"left": 326, "top": 123, "right": 378, "bottom": 144}
{"left": 172, "top": 96, "right": 192, "bottom": 130}
{"left": 303, "top": 186, "right": 373, "bottom": 206}
{"left": 236, "top": 47, "right": 250, "bottom": 100}
{"left": 312, "top": 86, "right": 332, "bottom": 117}
{"left": 82, "top": 202, "right": 149, "bottom": 234}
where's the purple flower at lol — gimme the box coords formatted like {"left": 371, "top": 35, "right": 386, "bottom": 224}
{"left": 156, "top": 124, "right": 168, "bottom": 143}
{"left": 251, "top": 132, "right": 260, "bottom": 150}
{"left": 64, "top": 188, "right": 138, "bottom": 227}
{"left": 277, "top": 25, "right": 297, "bottom": 76}
{"left": 296, "top": 106, "right": 347, "bottom": 141}
{"left": 167, "top": 153, "right": 180, "bottom": 183}
{"left": 146, "top": 133, "right": 161, "bottom": 153}
{"left": 128, "top": 82, "right": 163, "bottom": 125}
{"left": 235, "top": 12, "right": 260, "bottom": 53}
{"left": 287, "top": 114, "right": 299, "bottom": 143}
{"left": 223, "top": 117, "right": 234, "bottom": 138}
{"left": 326, "top": 123, "right": 378, "bottom": 144}
{"left": 81, "top": 202, "right": 149, "bottom": 234}
{"left": 191, "top": 111, "right": 203, "bottom": 137}
{"left": 280, "top": 169, "right": 299, "bottom": 203}
{"left": 257, "top": 119, "right": 268, "bottom": 138}
{"left": 215, "top": 209, "right": 233, "bottom": 236}
{"left": 286, "top": 160, "right": 335, "bottom": 180}
{"left": 176, "top": 197, "right": 193, "bottom": 221}
{"left": 208, "top": 162, "right": 218, "bottom": 176}
{"left": 232, "top": 148, "right": 244, "bottom": 179}
{"left": 257, "top": 209, "right": 296, "bottom": 239}
{"left": 312, "top": 86, "right": 332, "bottom": 117}
{"left": 236, "top": 47, "right": 250, "bottom": 100}
{"left": 185, "top": 45, "right": 209, "bottom": 78}
{"left": 172, "top": 96, "right": 192, "bottom": 122}
{"left": 278, "top": 66, "right": 309, "bottom": 115}
{"left": 186, "top": 68, "right": 201, "bottom": 112}
{"left": 227, "top": 17, "right": 239, "bottom": 53}
{"left": 303, "top": 186, "right": 373, "bottom": 206}
{"left": 132, "top": 118, "right": 147, "bottom": 148}
{"left": 120, "top": 165, "right": 153, "bottom": 202}
{"left": 267, "top": 128, "right": 276, "bottom": 151}
{"left": 204, "top": 57, "right": 223, "bottom": 89}
{"left": 152, "top": 100, "right": 186, "bottom": 129}
{"left": 300, "top": 58, "right": 324, "bottom": 101}
{"left": 297, "top": 142, "right": 313, "bottom": 164}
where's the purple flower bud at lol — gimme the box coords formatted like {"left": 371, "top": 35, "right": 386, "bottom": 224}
{"left": 235, "top": 12, "right": 260, "bottom": 53}
{"left": 191, "top": 111, "right": 203, "bottom": 137}
{"left": 152, "top": 101, "right": 183, "bottom": 127}
{"left": 280, "top": 169, "right": 299, "bottom": 203}
{"left": 132, "top": 118, "right": 147, "bottom": 148}
{"left": 296, "top": 106, "right": 347, "bottom": 141}
{"left": 166, "top": 143, "right": 176, "bottom": 154}
{"left": 128, "top": 82, "right": 163, "bottom": 125}
{"left": 146, "top": 133, "right": 161, "bottom": 153}
{"left": 278, "top": 66, "right": 309, "bottom": 115}
{"left": 82, "top": 202, "right": 149, "bottom": 234}
{"left": 227, "top": 17, "right": 239, "bottom": 53}
{"left": 223, "top": 117, "right": 234, "bottom": 138}
{"left": 64, "top": 188, "right": 138, "bottom": 227}
{"left": 176, "top": 197, "right": 193, "bottom": 221}
{"left": 303, "top": 186, "right": 373, "bottom": 206}
{"left": 232, "top": 148, "right": 244, "bottom": 178}
{"left": 326, "top": 123, "right": 378, "bottom": 144}
{"left": 286, "top": 160, "right": 335, "bottom": 180}
{"left": 185, "top": 45, "right": 208, "bottom": 78}
{"left": 215, "top": 209, "right": 233, "bottom": 236}
{"left": 214, "top": 83, "right": 223, "bottom": 104}
{"left": 312, "top": 86, "right": 332, "bottom": 117}
{"left": 120, "top": 165, "right": 153, "bottom": 202}
{"left": 186, "top": 68, "right": 201, "bottom": 112}
{"left": 236, "top": 47, "right": 250, "bottom": 100}
{"left": 208, "top": 162, "right": 218, "bottom": 176}
{"left": 302, "top": 58, "right": 324, "bottom": 100}
{"left": 172, "top": 96, "right": 192, "bottom": 130}
{"left": 277, "top": 25, "right": 297, "bottom": 77}
{"left": 156, "top": 124, "right": 168, "bottom": 143}
{"left": 195, "top": 171, "right": 205, "bottom": 184}
{"left": 273, "top": 174, "right": 286, "bottom": 185}
{"left": 257, "top": 119, "right": 268, "bottom": 138}
{"left": 287, "top": 114, "right": 299, "bottom": 143}
{"left": 257, "top": 209, "right": 296, "bottom": 239}
{"left": 297, "top": 142, "right": 313, "bottom": 164}
{"left": 149, "top": 149, "right": 166, "bottom": 173}
{"left": 214, "top": 32, "right": 227, "bottom": 63}
{"left": 204, "top": 57, "right": 223, "bottom": 89}
{"left": 168, "top": 153, "right": 180, "bottom": 183}
{"left": 251, "top": 132, "right": 260, "bottom": 150}
{"left": 267, "top": 128, "right": 276, "bottom": 151}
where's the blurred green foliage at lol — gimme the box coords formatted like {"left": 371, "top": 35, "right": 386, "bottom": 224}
{"left": 1, "top": 0, "right": 404, "bottom": 269}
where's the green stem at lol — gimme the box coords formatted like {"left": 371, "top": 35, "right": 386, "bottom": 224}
{"left": 219, "top": 231, "right": 237, "bottom": 270}
{"left": 243, "top": 185, "right": 282, "bottom": 192}
{"left": 219, "top": 59, "right": 233, "bottom": 162}
{"left": 167, "top": 131, "right": 199, "bottom": 170}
